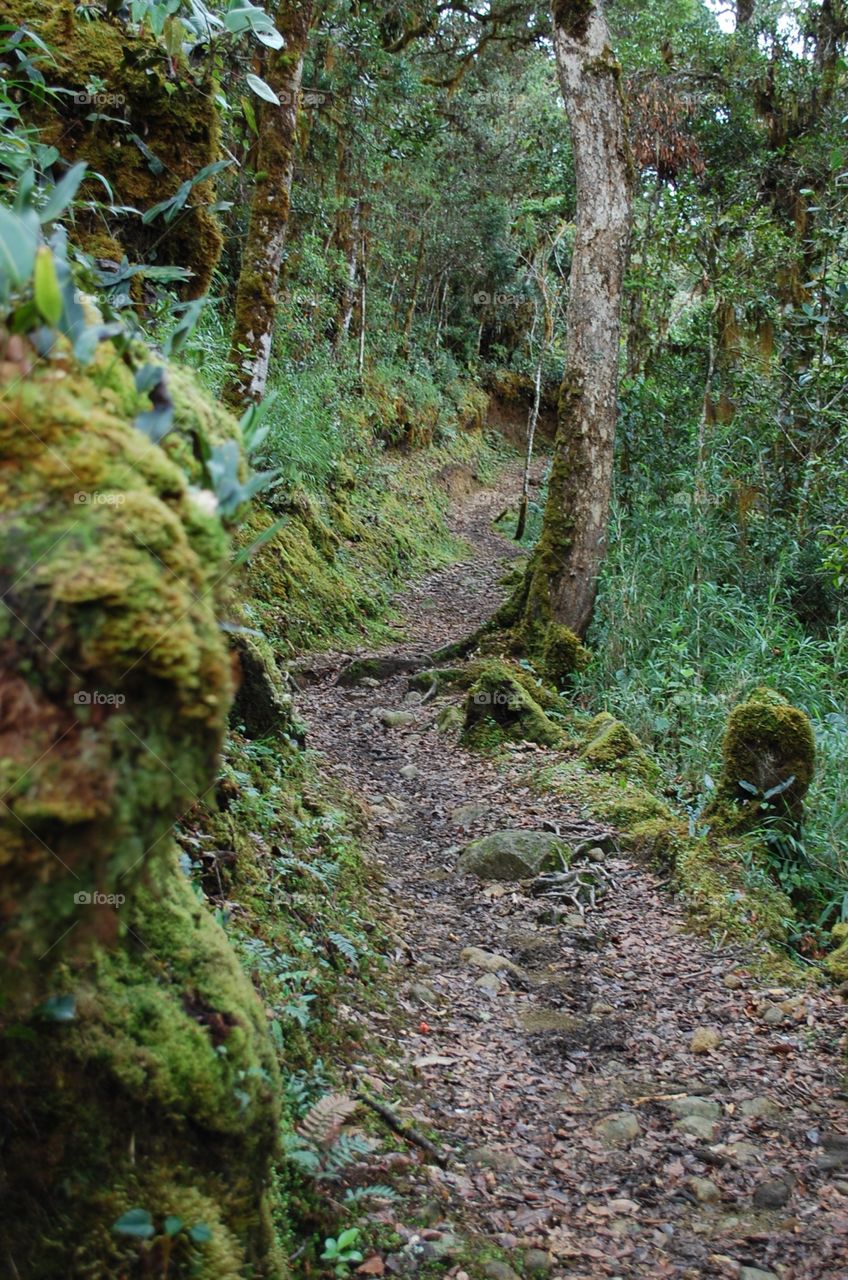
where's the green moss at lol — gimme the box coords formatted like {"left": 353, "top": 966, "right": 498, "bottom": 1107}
{"left": 675, "top": 836, "right": 794, "bottom": 947}
{"left": 542, "top": 622, "right": 591, "bottom": 685}
{"left": 708, "top": 686, "right": 815, "bottom": 832}
{"left": 0, "top": 333, "right": 285, "bottom": 1275}
{"left": 8, "top": 0, "right": 223, "bottom": 294}
{"left": 462, "top": 661, "right": 564, "bottom": 749}
{"left": 825, "top": 923, "right": 848, "bottom": 982}
{"left": 579, "top": 714, "right": 660, "bottom": 782}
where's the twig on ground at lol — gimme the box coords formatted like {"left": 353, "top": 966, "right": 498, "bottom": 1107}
{"left": 354, "top": 1088, "right": 451, "bottom": 1168}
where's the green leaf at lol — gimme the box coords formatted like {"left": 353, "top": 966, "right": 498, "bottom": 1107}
{"left": 33, "top": 245, "right": 62, "bottom": 325}
{"left": 163, "top": 1216, "right": 183, "bottom": 1238}
{"left": 112, "top": 1208, "right": 155, "bottom": 1239}
{"left": 39, "top": 161, "right": 87, "bottom": 224}
{"left": 246, "top": 72, "right": 280, "bottom": 105}
{"left": 241, "top": 94, "right": 258, "bottom": 135}
{"left": 0, "top": 205, "right": 38, "bottom": 289}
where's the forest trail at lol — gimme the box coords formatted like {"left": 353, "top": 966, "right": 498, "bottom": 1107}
{"left": 297, "top": 467, "right": 848, "bottom": 1280}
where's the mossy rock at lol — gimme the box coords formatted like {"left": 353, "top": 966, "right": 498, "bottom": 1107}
{"left": 458, "top": 829, "right": 570, "bottom": 880}
{"left": 462, "top": 661, "right": 564, "bottom": 749}
{"left": 824, "top": 923, "right": 848, "bottom": 983}
{"left": 8, "top": 0, "right": 223, "bottom": 295}
{"left": 1, "top": 850, "right": 283, "bottom": 1278}
{"left": 541, "top": 622, "right": 591, "bottom": 686}
{"left": 579, "top": 714, "right": 660, "bottom": 782}
{"left": 708, "top": 686, "right": 815, "bottom": 831}
{"left": 229, "top": 627, "right": 301, "bottom": 740}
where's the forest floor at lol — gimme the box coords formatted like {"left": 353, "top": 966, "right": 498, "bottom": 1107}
{"left": 297, "top": 464, "right": 848, "bottom": 1280}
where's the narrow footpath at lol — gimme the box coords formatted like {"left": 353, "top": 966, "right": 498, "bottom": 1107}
{"left": 298, "top": 469, "right": 848, "bottom": 1280}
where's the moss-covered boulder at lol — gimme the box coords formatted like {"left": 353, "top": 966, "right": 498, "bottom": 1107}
{"left": 0, "top": 333, "right": 283, "bottom": 1275}
{"left": 707, "top": 687, "right": 815, "bottom": 831}
{"left": 230, "top": 627, "right": 301, "bottom": 740}
{"left": 458, "top": 829, "right": 570, "bottom": 880}
{"left": 462, "top": 661, "right": 564, "bottom": 749}
{"left": 825, "top": 923, "right": 848, "bottom": 983}
{"left": 542, "top": 622, "right": 591, "bottom": 686}
{"left": 579, "top": 713, "right": 660, "bottom": 782}
{"left": 8, "top": 0, "right": 223, "bottom": 294}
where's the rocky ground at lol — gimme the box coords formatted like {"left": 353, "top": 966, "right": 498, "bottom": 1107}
{"left": 297, "top": 469, "right": 848, "bottom": 1280}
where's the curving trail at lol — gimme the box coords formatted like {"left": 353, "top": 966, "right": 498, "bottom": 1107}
{"left": 298, "top": 467, "right": 848, "bottom": 1280}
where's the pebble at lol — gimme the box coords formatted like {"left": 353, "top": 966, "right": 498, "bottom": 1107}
{"left": 594, "top": 1112, "right": 641, "bottom": 1145}
{"left": 482, "top": 1262, "right": 521, "bottom": 1280}
{"left": 739, "top": 1268, "right": 779, "bottom": 1280}
{"left": 676, "top": 1114, "right": 717, "bottom": 1141}
{"left": 409, "top": 981, "right": 439, "bottom": 1005}
{"left": 523, "top": 1249, "right": 553, "bottom": 1276}
{"left": 690, "top": 1026, "right": 721, "bottom": 1054}
{"left": 688, "top": 1176, "right": 721, "bottom": 1204}
{"left": 739, "top": 1096, "right": 780, "bottom": 1120}
{"left": 752, "top": 1177, "right": 793, "bottom": 1209}
{"left": 668, "top": 1096, "right": 721, "bottom": 1120}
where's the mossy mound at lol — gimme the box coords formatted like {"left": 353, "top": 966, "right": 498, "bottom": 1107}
{"left": 542, "top": 622, "right": 591, "bottom": 686}
{"left": 707, "top": 686, "right": 815, "bottom": 832}
{"left": 9, "top": 0, "right": 223, "bottom": 294}
{"left": 579, "top": 713, "right": 660, "bottom": 782}
{"left": 824, "top": 923, "right": 848, "bottom": 983}
{"left": 0, "top": 333, "right": 283, "bottom": 1274}
{"left": 1, "top": 851, "right": 282, "bottom": 1277}
{"left": 462, "top": 661, "right": 564, "bottom": 749}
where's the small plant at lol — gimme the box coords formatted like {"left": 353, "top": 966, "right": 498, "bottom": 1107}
{"left": 321, "top": 1228, "right": 364, "bottom": 1276}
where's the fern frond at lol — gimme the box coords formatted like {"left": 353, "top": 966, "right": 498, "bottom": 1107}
{"left": 298, "top": 1092, "right": 358, "bottom": 1150}
{"left": 343, "top": 1185, "right": 398, "bottom": 1204}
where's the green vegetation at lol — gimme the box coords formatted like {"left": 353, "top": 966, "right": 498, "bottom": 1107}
{"left": 2, "top": 0, "right": 847, "bottom": 1272}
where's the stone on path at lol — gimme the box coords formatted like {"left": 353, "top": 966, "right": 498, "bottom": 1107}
{"left": 460, "top": 946, "right": 525, "bottom": 980}
{"left": 690, "top": 1025, "right": 721, "bottom": 1054}
{"left": 676, "top": 1114, "right": 717, "bottom": 1141}
{"left": 458, "top": 829, "right": 569, "bottom": 880}
{"left": 594, "top": 1112, "right": 641, "bottom": 1146}
{"left": 668, "top": 1096, "right": 721, "bottom": 1120}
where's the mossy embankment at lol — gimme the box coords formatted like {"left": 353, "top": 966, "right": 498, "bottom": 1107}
{"left": 0, "top": 327, "right": 288, "bottom": 1275}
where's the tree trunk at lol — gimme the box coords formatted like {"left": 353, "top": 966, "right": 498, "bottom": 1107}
{"left": 223, "top": 0, "right": 313, "bottom": 407}
{"left": 735, "top": 0, "right": 755, "bottom": 27}
{"left": 517, "top": 0, "right": 632, "bottom": 644}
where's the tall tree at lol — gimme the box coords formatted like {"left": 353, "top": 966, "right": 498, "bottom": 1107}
{"left": 513, "top": 0, "right": 633, "bottom": 647}
{"left": 224, "top": 0, "right": 314, "bottom": 406}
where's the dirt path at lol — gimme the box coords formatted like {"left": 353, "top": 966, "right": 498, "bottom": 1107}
{"left": 298, "top": 470, "right": 848, "bottom": 1280}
